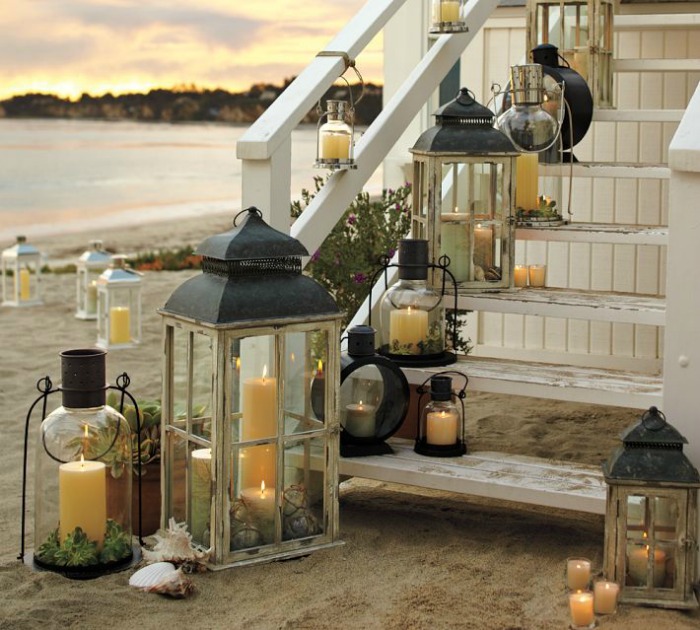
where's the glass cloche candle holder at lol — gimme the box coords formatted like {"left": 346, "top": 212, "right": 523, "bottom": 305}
{"left": 415, "top": 372, "right": 467, "bottom": 457}
{"left": 31, "top": 349, "right": 135, "bottom": 578}
{"left": 316, "top": 99, "right": 355, "bottom": 170}
{"left": 430, "top": 0, "right": 467, "bottom": 34}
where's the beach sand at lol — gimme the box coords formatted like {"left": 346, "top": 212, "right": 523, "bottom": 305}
{"left": 1, "top": 217, "right": 698, "bottom": 629}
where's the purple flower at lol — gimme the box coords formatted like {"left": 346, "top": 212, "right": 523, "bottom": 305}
{"left": 387, "top": 248, "right": 396, "bottom": 258}
{"left": 310, "top": 250, "right": 320, "bottom": 263}
{"left": 352, "top": 272, "right": 367, "bottom": 284}
{"left": 347, "top": 213, "right": 357, "bottom": 225}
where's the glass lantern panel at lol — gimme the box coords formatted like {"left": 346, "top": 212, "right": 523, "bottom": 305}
{"left": 653, "top": 496, "right": 678, "bottom": 539}
{"left": 237, "top": 334, "right": 277, "bottom": 440}
{"left": 171, "top": 325, "right": 189, "bottom": 432}
{"left": 283, "top": 329, "right": 327, "bottom": 435}
{"left": 188, "top": 444, "right": 213, "bottom": 546}
{"left": 537, "top": 4, "right": 561, "bottom": 47}
{"left": 626, "top": 495, "right": 646, "bottom": 533}
{"left": 166, "top": 433, "right": 188, "bottom": 526}
{"left": 282, "top": 436, "right": 325, "bottom": 541}
{"left": 190, "top": 331, "right": 213, "bottom": 441}
{"left": 412, "top": 159, "right": 428, "bottom": 241}
{"left": 340, "top": 364, "right": 385, "bottom": 438}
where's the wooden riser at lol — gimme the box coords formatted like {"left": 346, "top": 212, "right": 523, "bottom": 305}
{"left": 592, "top": 109, "right": 683, "bottom": 123}
{"left": 339, "top": 439, "right": 606, "bottom": 515}
{"left": 454, "top": 287, "right": 665, "bottom": 326}
{"left": 402, "top": 357, "right": 663, "bottom": 409}
{"left": 516, "top": 223, "right": 668, "bottom": 246}
{"left": 540, "top": 162, "right": 669, "bottom": 180}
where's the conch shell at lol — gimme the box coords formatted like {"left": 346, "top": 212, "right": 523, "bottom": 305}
{"left": 142, "top": 518, "right": 210, "bottom": 571}
{"left": 129, "top": 561, "right": 194, "bottom": 599}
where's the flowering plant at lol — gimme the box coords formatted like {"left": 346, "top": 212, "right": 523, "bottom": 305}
{"left": 291, "top": 177, "right": 412, "bottom": 328}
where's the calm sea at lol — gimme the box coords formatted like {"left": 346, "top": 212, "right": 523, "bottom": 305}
{"left": 0, "top": 118, "right": 382, "bottom": 242}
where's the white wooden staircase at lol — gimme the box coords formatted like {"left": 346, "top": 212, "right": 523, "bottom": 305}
{"left": 238, "top": 0, "right": 700, "bottom": 520}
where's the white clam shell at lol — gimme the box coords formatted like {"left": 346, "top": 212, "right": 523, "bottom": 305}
{"left": 129, "top": 562, "right": 177, "bottom": 589}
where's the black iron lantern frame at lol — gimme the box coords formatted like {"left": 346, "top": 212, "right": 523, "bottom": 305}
{"left": 602, "top": 406, "right": 699, "bottom": 609}
{"left": 19, "top": 350, "right": 144, "bottom": 579}
{"left": 414, "top": 371, "right": 468, "bottom": 457}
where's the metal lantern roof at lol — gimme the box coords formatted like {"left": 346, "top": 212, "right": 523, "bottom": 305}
{"left": 98, "top": 256, "right": 141, "bottom": 284}
{"left": 162, "top": 207, "right": 340, "bottom": 325}
{"left": 78, "top": 240, "right": 111, "bottom": 267}
{"left": 603, "top": 406, "right": 700, "bottom": 486}
{"left": 2, "top": 236, "right": 39, "bottom": 260}
{"left": 410, "top": 88, "right": 519, "bottom": 156}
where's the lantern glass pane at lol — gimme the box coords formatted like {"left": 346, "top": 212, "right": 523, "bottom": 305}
{"left": 166, "top": 433, "right": 188, "bottom": 525}
{"left": 282, "top": 436, "right": 325, "bottom": 541}
{"left": 171, "top": 326, "right": 188, "bottom": 432}
{"left": 626, "top": 495, "right": 646, "bottom": 531}
{"left": 190, "top": 332, "right": 213, "bottom": 441}
{"left": 283, "top": 330, "right": 327, "bottom": 435}
{"left": 654, "top": 497, "right": 678, "bottom": 537}
{"left": 189, "top": 445, "right": 212, "bottom": 545}
{"left": 340, "top": 365, "right": 385, "bottom": 437}
{"left": 413, "top": 159, "right": 428, "bottom": 241}
{"left": 237, "top": 334, "right": 277, "bottom": 442}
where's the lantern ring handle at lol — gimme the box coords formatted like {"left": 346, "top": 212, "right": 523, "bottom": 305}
{"left": 234, "top": 207, "right": 262, "bottom": 227}
{"left": 36, "top": 375, "right": 53, "bottom": 394}
{"left": 641, "top": 406, "right": 667, "bottom": 431}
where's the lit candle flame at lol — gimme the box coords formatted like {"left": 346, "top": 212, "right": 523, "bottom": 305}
{"left": 260, "top": 479, "right": 266, "bottom": 498}
{"left": 235, "top": 357, "right": 241, "bottom": 371}
{"left": 407, "top": 306, "right": 412, "bottom": 315}
{"left": 83, "top": 424, "right": 89, "bottom": 438}
{"left": 79, "top": 454, "right": 85, "bottom": 468}
{"left": 290, "top": 352, "right": 295, "bottom": 364}
{"left": 317, "top": 359, "right": 323, "bottom": 376}
{"left": 262, "top": 364, "right": 268, "bottom": 383}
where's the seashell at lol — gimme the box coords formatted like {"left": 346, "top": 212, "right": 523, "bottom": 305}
{"left": 473, "top": 265, "right": 485, "bottom": 281}
{"left": 282, "top": 484, "right": 309, "bottom": 516}
{"left": 129, "top": 562, "right": 194, "bottom": 598}
{"left": 484, "top": 266, "right": 502, "bottom": 281}
{"left": 283, "top": 510, "right": 321, "bottom": 540}
{"left": 142, "top": 518, "right": 210, "bottom": 567}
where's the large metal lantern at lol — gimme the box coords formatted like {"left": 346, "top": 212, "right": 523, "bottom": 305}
{"left": 75, "top": 240, "right": 111, "bottom": 320}
{"left": 410, "top": 88, "right": 519, "bottom": 291}
{"left": 602, "top": 406, "right": 699, "bottom": 609}
{"left": 96, "top": 256, "right": 142, "bottom": 350}
{"left": 159, "top": 207, "right": 343, "bottom": 569}
{"left": 1, "top": 235, "right": 43, "bottom": 307}
{"left": 527, "top": 0, "right": 615, "bottom": 107}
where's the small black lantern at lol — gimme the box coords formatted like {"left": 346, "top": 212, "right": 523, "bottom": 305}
{"left": 369, "top": 239, "right": 458, "bottom": 367}
{"left": 415, "top": 372, "right": 467, "bottom": 457}
{"left": 602, "top": 406, "right": 699, "bottom": 609}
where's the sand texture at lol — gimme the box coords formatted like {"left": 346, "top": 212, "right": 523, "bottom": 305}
{"left": 1, "top": 219, "right": 698, "bottom": 629}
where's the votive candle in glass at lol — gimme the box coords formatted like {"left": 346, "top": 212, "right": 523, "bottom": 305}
{"left": 593, "top": 579, "right": 619, "bottom": 615}
{"left": 528, "top": 264, "right": 546, "bottom": 288}
{"left": 514, "top": 264, "right": 528, "bottom": 288}
{"left": 567, "top": 557, "right": 591, "bottom": 591}
{"left": 569, "top": 591, "right": 595, "bottom": 629}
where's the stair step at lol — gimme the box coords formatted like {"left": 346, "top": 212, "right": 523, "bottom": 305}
{"left": 616, "top": 13, "right": 700, "bottom": 30}
{"left": 339, "top": 439, "right": 606, "bottom": 514}
{"left": 592, "top": 109, "right": 684, "bottom": 123}
{"left": 516, "top": 222, "right": 668, "bottom": 246}
{"left": 454, "top": 288, "right": 665, "bottom": 326}
{"left": 402, "top": 357, "right": 662, "bottom": 409}
{"left": 614, "top": 58, "right": 700, "bottom": 73}
{"left": 540, "top": 162, "right": 669, "bottom": 179}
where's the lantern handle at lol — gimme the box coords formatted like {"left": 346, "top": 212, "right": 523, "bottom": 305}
{"left": 19, "top": 376, "right": 58, "bottom": 561}
{"left": 233, "top": 207, "right": 263, "bottom": 227}
{"left": 641, "top": 406, "right": 667, "bottom": 431}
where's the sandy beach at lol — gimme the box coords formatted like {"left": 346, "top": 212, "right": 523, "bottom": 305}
{"left": 1, "top": 217, "right": 698, "bottom": 630}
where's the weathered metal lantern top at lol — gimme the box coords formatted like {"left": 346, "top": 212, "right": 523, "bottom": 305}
{"left": 162, "top": 207, "right": 339, "bottom": 325}
{"left": 78, "top": 240, "right": 111, "bottom": 269}
{"left": 603, "top": 406, "right": 700, "bottom": 486}
{"left": 2, "top": 235, "right": 40, "bottom": 261}
{"left": 411, "top": 88, "right": 519, "bottom": 157}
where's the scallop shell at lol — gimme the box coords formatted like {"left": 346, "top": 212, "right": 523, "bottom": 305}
{"left": 129, "top": 562, "right": 178, "bottom": 589}
{"left": 129, "top": 562, "right": 195, "bottom": 598}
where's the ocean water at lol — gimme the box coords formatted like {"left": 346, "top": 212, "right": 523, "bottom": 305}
{"left": 0, "top": 118, "right": 382, "bottom": 242}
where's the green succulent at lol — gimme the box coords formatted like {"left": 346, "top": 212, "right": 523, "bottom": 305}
{"left": 53, "top": 527, "right": 99, "bottom": 567}
{"left": 36, "top": 528, "right": 61, "bottom": 564}
{"left": 100, "top": 519, "right": 132, "bottom": 563}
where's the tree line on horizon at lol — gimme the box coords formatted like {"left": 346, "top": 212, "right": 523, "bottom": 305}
{"left": 0, "top": 80, "right": 383, "bottom": 126}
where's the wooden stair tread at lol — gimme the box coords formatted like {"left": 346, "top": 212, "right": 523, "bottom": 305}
{"left": 339, "top": 439, "right": 606, "bottom": 514}
{"left": 516, "top": 222, "right": 668, "bottom": 245}
{"left": 453, "top": 287, "right": 665, "bottom": 326}
{"left": 614, "top": 58, "right": 700, "bottom": 72}
{"left": 592, "top": 109, "right": 684, "bottom": 123}
{"left": 540, "top": 162, "right": 669, "bottom": 179}
{"left": 616, "top": 13, "right": 700, "bottom": 30}
{"left": 401, "top": 357, "right": 662, "bottom": 409}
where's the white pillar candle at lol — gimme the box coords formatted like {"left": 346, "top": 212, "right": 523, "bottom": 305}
{"left": 240, "top": 367, "right": 277, "bottom": 490}
{"left": 59, "top": 457, "right": 107, "bottom": 547}
{"left": 109, "top": 306, "right": 131, "bottom": 344}
{"left": 567, "top": 558, "right": 591, "bottom": 590}
{"left": 344, "top": 401, "right": 376, "bottom": 437}
{"left": 240, "top": 480, "right": 277, "bottom": 542}
{"left": 440, "top": 218, "right": 470, "bottom": 282}
{"left": 18, "top": 268, "right": 31, "bottom": 301}
{"left": 627, "top": 545, "right": 667, "bottom": 587}
{"left": 513, "top": 265, "right": 528, "bottom": 288}
{"left": 190, "top": 448, "right": 212, "bottom": 543}
{"left": 389, "top": 307, "right": 429, "bottom": 354}
{"left": 426, "top": 410, "right": 459, "bottom": 445}
{"left": 528, "top": 264, "right": 546, "bottom": 288}
{"left": 434, "top": 0, "right": 460, "bottom": 22}
{"left": 473, "top": 224, "right": 493, "bottom": 271}
{"left": 320, "top": 132, "right": 351, "bottom": 160}
{"left": 569, "top": 591, "right": 595, "bottom": 628}
{"left": 515, "top": 153, "right": 539, "bottom": 211}
{"left": 593, "top": 580, "right": 619, "bottom": 614}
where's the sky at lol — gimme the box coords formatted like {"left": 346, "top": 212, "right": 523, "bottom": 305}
{"left": 0, "top": 0, "right": 383, "bottom": 100}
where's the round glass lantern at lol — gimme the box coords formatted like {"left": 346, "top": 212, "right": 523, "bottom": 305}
{"left": 338, "top": 325, "right": 410, "bottom": 457}
{"left": 32, "top": 349, "right": 135, "bottom": 578}
{"left": 96, "top": 256, "right": 142, "bottom": 349}
{"left": 75, "top": 240, "right": 111, "bottom": 320}
{"left": 415, "top": 372, "right": 467, "bottom": 457}
{"left": 316, "top": 99, "right": 356, "bottom": 170}
{"left": 430, "top": 0, "right": 467, "bottom": 34}
{"left": 1, "top": 235, "right": 43, "bottom": 307}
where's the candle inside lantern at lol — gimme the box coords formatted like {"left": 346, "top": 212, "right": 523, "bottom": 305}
{"left": 569, "top": 591, "right": 595, "bottom": 629}
{"left": 109, "top": 306, "right": 131, "bottom": 344}
{"left": 593, "top": 580, "right": 619, "bottom": 614}
{"left": 528, "top": 264, "right": 546, "bottom": 288}
{"left": 18, "top": 268, "right": 31, "bottom": 300}
{"left": 426, "top": 410, "right": 459, "bottom": 446}
{"left": 515, "top": 153, "right": 539, "bottom": 211}
{"left": 86, "top": 281, "right": 98, "bottom": 315}
{"left": 389, "top": 306, "right": 429, "bottom": 354}
{"left": 240, "top": 365, "right": 278, "bottom": 490}
{"left": 320, "top": 132, "right": 351, "bottom": 161}
{"left": 514, "top": 265, "right": 528, "bottom": 288}
{"left": 627, "top": 542, "right": 667, "bottom": 587}
{"left": 567, "top": 557, "right": 591, "bottom": 591}
{"left": 190, "top": 448, "right": 212, "bottom": 543}
{"left": 59, "top": 455, "right": 107, "bottom": 548}
{"left": 440, "top": 215, "right": 469, "bottom": 282}
{"left": 240, "top": 480, "right": 277, "bottom": 542}
{"left": 473, "top": 223, "right": 494, "bottom": 271}
{"left": 434, "top": 0, "right": 460, "bottom": 22}
{"left": 344, "top": 401, "right": 376, "bottom": 437}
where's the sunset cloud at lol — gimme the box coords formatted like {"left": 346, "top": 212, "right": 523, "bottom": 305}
{"left": 0, "top": 0, "right": 382, "bottom": 99}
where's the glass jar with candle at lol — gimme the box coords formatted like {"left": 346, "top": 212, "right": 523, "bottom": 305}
{"left": 33, "top": 348, "right": 134, "bottom": 577}
{"left": 96, "top": 255, "right": 142, "bottom": 349}
{"left": 316, "top": 100, "right": 354, "bottom": 168}
{"left": 430, "top": 0, "right": 467, "bottom": 33}
{"left": 415, "top": 372, "right": 466, "bottom": 457}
